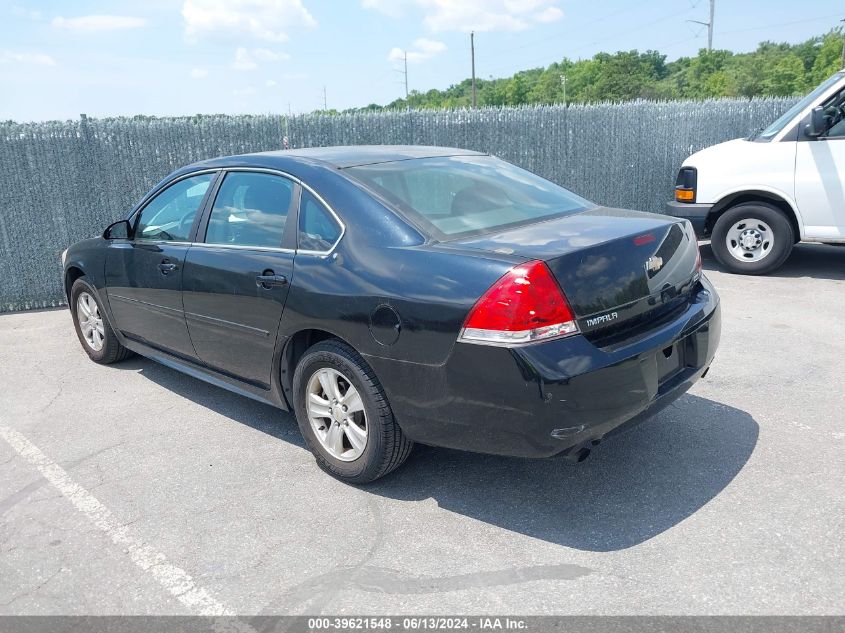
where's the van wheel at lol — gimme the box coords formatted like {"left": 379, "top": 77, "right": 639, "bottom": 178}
{"left": 292, "top": 339, "right": 413, "bottom": 484}
{"left": 710, "top": 203, "right": 794, "bottom": 275}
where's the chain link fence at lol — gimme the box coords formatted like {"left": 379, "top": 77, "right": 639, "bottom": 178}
{"left": 0, "top": 97, "right": 795, "bottom": 312}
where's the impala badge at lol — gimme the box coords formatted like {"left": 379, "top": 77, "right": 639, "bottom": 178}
{"left": 646, "top": 256, "right": 664, "bottom": 273}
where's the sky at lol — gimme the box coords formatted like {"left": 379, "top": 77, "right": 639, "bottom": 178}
{"left": 0, "top": 0, "right": 842, "bottom": 122}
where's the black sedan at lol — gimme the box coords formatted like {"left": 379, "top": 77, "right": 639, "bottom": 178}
{"left": 62, "top": 146, "right": 720, "bottom": 483}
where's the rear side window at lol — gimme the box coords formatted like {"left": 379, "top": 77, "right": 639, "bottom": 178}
{"left": 135, "top": 173, "right": 213, "bottom": 242}
{"left": 205, "top": 172, "right": 293, "bottom": 248}
{"left": 298, "top": 190, "right": 342, "bottom": 252}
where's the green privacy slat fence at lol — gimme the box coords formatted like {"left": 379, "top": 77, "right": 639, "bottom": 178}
{"left": 0, "top": 97, "right": 796, "bottom": 312}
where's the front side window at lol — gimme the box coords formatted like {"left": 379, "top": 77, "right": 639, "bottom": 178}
{"left": 822, "top": 88, "right": 845, "bottom": 139}
{"left": 204, "top": 172, "right": 293, "bottom": 248}
{"left": 135, "top": 173, "right": 214, "bottom": 242}
{"left": 753, "top": 73, "right": 844, "bottom": 142}
{"left": 345, "top": 155, "right": 593, "bottom": 239}
{"left": 298, "top": 190, "right": 342, "bottom": 252}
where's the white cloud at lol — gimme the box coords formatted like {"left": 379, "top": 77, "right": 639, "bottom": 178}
{"left": 233, "top": 86, "right": 256, "bottom": 96}
{"left": 182, "top": 0, "right": 316, "bottom": 43}
{"left": 364, "top": 0, "right": 563, "bottom": 33}
{"left": 388, "top": 37, "right": 447, "bottom": 63}
{"left": 190, "top": 68, "right": 209, "bottom": 79}
{"left": 231, "top": 47, "right": 289, "bottom": 70}
{"left": 535, "top": 6, "right": 563, "bottom": 23}
{"left": 361, "top": 0, "right": 407, "bottom": 18}
{"left": 265, "top": 79, "right": 277, "bottom": 87}
{"left": 51, "top": 15, "right": 148, "bottom": 32}
{"left": 11, "top": 6, "right": 42, "bottom": 20}
{"left": 0, "top": 51, "right": 57, "bottom": 66}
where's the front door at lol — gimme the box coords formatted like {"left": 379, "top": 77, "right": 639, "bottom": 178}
{"left": 105, "top": 172, "right": 216, "bottom": 359}
{"left": 795, "top": 86, "right": 845, "bottom": 240}
{"left": 182, "top": 171, "right": 297, "bottom": 388}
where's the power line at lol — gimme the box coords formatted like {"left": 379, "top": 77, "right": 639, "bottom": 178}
{"left": 485, "top": 3, "right": 698, "bottom": 78}
{"left": 718, "top": 12, "right": 843, "bottom": 35}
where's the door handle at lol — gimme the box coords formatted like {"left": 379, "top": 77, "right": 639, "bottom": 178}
{"left": 256, "top": 271, "right": 288, "bottom": 288}
{"left": 158, "top": 261, "right": 178, "bottom": 274}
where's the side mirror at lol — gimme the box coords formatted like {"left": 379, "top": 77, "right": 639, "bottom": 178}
{"left": 103, "top": 219, "right": 131, "bottom": 240}
{"left": 805, "top": 106, "right": 829, "bottom": 138}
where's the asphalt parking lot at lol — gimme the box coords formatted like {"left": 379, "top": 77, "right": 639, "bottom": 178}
{"left": 1, "top": 243, "right": 843, "bottom": 616}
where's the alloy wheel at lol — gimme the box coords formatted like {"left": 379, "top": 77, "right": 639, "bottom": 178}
{"left": 306, "top": 368, "right": 368, "bottom": 461}
{"left": 76, "top": 292, "right": 105, "bottom": 351}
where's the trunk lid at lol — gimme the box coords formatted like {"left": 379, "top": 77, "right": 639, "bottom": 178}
{"left": 447, "top": 207, "right": 701, "bottom": 344}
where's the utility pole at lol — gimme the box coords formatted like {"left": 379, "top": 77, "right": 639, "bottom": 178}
{"left": 470, "top": 31, "right": 477, "bottom": 108}
{"left": 688, "top": 0, "right": 715, "bottom": 51}
{"left": 392, "top": 52, "right": 410, "bottom": 110}
{"left": 560, "top": 74, "right": 567, "bottom": 106}
{"left": 708, "top": 0, "right": 715, "bottom": 51}
{"left": 322, "top": 86, "right": 327, "bottom": 111}
{"left": 840, "top": 18, "right": 845, "bottom": 69}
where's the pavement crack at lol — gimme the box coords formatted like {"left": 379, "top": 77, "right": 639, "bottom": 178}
{"left": 0, "top": 567, "right": 63, "bottom": 607}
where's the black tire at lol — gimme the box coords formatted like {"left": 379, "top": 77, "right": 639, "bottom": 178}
{"left": 292, "top": 339, "right": 413, "bottom": 484}
{"left": 70, "top": 277, "right": 132, "bottom": 364}
{"left": 710, "top": 202, "right": 794, "bottom": 275}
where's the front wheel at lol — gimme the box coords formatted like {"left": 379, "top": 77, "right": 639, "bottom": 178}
{"left": 70, "top": 277, "right": 132, "bottom": 364}
{"left": 292, "top": 339, "right": 413, "bottom": 484}
{"left": 710, "top": 203, "right": 794, "bottom": 275}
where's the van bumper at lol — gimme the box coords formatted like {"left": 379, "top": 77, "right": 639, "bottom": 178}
{"left": 665, "top": 201, "right": 712, "bottom": 238}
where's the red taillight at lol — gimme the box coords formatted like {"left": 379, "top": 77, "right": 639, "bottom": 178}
{"left": 460, "top": 260, "right": 579, "bottom": 346}
{"left": 634, "top": 233, "right": 656, "bottom": 246}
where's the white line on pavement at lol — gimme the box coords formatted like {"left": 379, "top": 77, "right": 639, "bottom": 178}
{"left": 0, "top": 424, "right": 240, "bottom": 618}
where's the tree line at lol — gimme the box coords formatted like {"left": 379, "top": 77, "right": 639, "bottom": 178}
{"left": 345, "top": 30, "right": 843, "bottom": 112}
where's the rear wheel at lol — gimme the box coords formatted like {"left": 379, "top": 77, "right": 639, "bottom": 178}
{"left": 70, "top": 277, "right": 131, "bottom": 364}
{"left": 292, "top": 339, "right": 412, "bottom": 483}
{"left": 710, "top": 203, "right": 794, "bottom": 275}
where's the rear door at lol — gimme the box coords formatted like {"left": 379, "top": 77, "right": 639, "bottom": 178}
{"left": 105, "top": 171, "right": 216, "bottom": 359}
{"left": 182, "top": 170, "right": 297, "bottom": 388}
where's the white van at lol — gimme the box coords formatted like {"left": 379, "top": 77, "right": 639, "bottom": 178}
{"left": 666, "top": 70, "right": 845, "bottom": 274}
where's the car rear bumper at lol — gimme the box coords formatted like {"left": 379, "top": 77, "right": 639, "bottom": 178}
{"left": 664, "top": 201, "right": 712, "bottom": 237}
{"left": 365, "top": 275, "right": 721, "bottom": 458}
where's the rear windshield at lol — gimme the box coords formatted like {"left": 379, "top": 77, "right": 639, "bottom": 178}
{"left": 344, "top": 155, "right": 593, "bottom": 239}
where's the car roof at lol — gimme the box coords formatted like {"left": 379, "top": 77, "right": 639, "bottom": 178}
{"left": 191, "top": 145, "right": 487, "bottom": 170}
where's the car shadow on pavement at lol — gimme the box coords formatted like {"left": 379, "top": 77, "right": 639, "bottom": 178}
{"left": 701, "top": 242, "right": 845, "bottom": 280}
{"left": 120, "top": 357, "right": 757, "bottom": 553}
{"left": 114, "top": 356, "right": 307, "bottom": 449}
{"left": 367, "top": 394, "right": 758, "bottom": 552}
